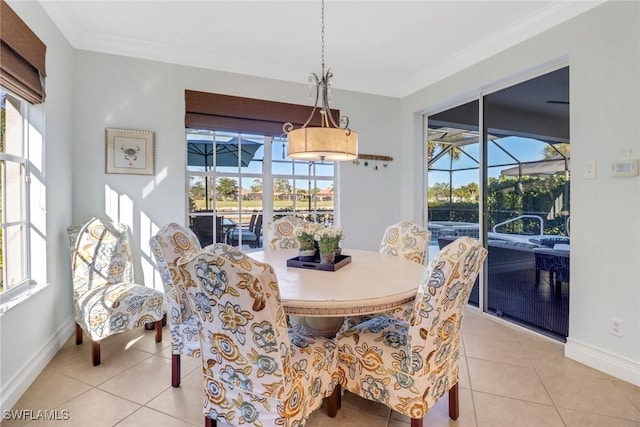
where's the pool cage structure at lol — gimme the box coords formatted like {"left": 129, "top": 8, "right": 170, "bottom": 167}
{"left": 427, "top": 126, "right": 571, "bottom": 340}
{"left": 427, "top": 126, "right": 570, "bottom": 238}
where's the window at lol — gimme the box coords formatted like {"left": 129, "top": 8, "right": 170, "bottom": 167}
{"left": 186, "top": 129, "right": 336, "bottom": 249}
{"left": 0, "top": 89, "right": 31, "bottom": 293}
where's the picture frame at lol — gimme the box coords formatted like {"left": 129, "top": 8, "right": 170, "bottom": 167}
{"left": 105, "top": 128, "right": 155, "bottom": 175}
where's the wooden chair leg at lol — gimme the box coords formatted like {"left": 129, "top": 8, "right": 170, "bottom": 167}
{"left": 327, "top": 384, "right": 341, "bottom": 418}
{"left": 172, "top": 354, "right": 181, "bottom": 387}
{"left": 92, "top": 340, "right": 101, "bottom": 366}
{"left": 449, "top": 382, "right": 460, "bottom": 420}
{"left": 75, "top": 323, "right": 83, "bottom": 345}
{"left": 155, "top": 320, "right": 162, "bottom": 343}
{"left": 205, "top": 416, "right": 217, "bottom": 427}
{"left": 410, "top": 418, "right": 423, "bottom": 427}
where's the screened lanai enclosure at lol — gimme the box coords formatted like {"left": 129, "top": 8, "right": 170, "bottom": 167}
{"left": 427, "top": 67, "right": 570, "bottom": 340}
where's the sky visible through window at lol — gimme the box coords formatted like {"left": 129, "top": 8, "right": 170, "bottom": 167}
{"left": 429, "top": 136, "right": 564, "bottom": 186}
{"left": 187, "top": 131, "right": 334, "bottom": 192}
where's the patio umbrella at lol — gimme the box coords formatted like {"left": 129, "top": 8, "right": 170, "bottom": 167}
{"left": 188, "top": 137, "right": 262, "bottom": 210}
{"left": 187, "top": 137, "right": 262, "bottom": 169}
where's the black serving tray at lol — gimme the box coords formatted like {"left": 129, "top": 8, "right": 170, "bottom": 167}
{"left": 287, "top": 254, "right": 352, "bottom": 272}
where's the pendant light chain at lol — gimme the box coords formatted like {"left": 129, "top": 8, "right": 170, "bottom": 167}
{"left": 320, "top": 0, "right": 325, "bottom": 77}
{"left": 282, "top": 0, "right": 358, "bottom": 162}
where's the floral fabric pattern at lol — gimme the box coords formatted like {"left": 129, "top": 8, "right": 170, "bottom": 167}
{"left": 268, "top": 215, "right": 306, "bottom": 250}
{"left": 343, "top": 220, "right": 431, "bottom": 329}
{"left": 379, "top": 220, "right": 430, "bottom": 265}
{"left": 67, "top": 217, "right": 165, "bottom": 341}
{"left": 149, "top": 223, "right": 202, "bottom": 359}
{"left": 177, "top": 244, "right": 339, "bottom": 427}
{"left": 336, "top": 237, "right": 487, "bottom": 421}
{"left": 375, "top": 220, "right": 431, "bottom": 321}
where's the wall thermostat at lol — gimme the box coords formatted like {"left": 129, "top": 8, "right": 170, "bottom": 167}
{"left": 611, "top": 159, "right": 639, "bottom": 177}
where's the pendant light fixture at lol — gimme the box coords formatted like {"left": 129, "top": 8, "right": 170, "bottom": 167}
{"left": 283, "top": 0, "right": 358, "bottom": 162}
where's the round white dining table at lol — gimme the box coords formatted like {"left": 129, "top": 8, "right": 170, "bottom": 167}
{"left": 248, "top": 248, "right": 428, "bottom": 336}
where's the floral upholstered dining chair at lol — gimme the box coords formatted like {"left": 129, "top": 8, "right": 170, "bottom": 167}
{"left": 341, "top": 220, "right": 432, "bottom": 329}
{"left": 379, "top": 220, "right": 430, "bottom": 265}
{"left": 177, "top": 244, "right": 341, "bottom": 427}
{"left": 149, "top": 223, "right": 202, "bottom": 387}
{"left": 67, "top": 217, "right": 165, "bottom": 366}
{"left": 336, "top": 237, "right": 487, "bottom": 427}
{"left": 268, "top": 215, "right": 306, "bottom": 250}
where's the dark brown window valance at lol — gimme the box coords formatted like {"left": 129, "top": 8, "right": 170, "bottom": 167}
{"left": 0, "top": 0, "right": 47, "bottom": 104}
{"left": 185, "top": 90, "right": 339, "bottom": 137}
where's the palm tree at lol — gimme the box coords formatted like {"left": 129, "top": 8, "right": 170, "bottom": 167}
{"left": 216, "top": 177, "right": 239, "bottom": 201}
{"left": 250, "top": 178, "right": 262, "bottom": 193}
{"left": 427, "top": 141, "right": 462, "bottom": 165}
{"left": 543, "top": 143, "right": 570, "bottom": 159}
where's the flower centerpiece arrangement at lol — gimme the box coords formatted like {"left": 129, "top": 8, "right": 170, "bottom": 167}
{"left": 294, "top": 223, "right": 322, "bottom": 261}
{"left": 314, "top": 226, "right": 344, "bottom": 264}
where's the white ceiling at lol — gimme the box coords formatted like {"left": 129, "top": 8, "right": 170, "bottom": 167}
{"left": 38, "top": 0, "right": 603, "bottom": 98}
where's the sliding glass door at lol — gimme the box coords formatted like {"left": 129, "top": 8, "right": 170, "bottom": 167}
{"left": 425, "top": 67, "right": 570, "bottom": 340}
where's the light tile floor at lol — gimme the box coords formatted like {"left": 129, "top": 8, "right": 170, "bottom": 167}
{"left": 4, "top": 309, "right": 640, "bottom": 427}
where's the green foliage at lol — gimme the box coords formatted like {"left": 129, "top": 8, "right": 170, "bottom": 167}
{"left": 543, "top": 143, "right": 570, "bottom": 159}
{"left": 428, "top": 202, "right": 479, "bottom": 223}
{"left": 249, "top": 178, "right": 262, "bottom": 193}
{"left": 216, "top": 177, "right": 239, "bottom": 200}
{"left": 428, "top": 174, "right": 569, "bottom": 235}
{"left": 274, "top": 178, "right": 292, "bottom": 194}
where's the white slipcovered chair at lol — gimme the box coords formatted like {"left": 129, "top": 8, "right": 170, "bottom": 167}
{"left": 336, "top": 237, "right": 487, "bottom": 427}
{"left": 177, "top": 243, "right": 341, "bottom": 426}
{"left": 67, "top": 217, "right": 165, "bottom": 366}
{"left": 149, "top": 223, "right": 202, "bottom": 387}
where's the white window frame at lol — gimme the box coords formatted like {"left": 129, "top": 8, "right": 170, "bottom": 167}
{"left": 185, "top": 130, "right": 338, "bottom": 248}
{"left": 0, "top": 88, "right": 35, "bottom": 303}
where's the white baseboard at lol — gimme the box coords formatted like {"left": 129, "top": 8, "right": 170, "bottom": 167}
{"left": 0, "top": 318, "right": 74, "bottom": 414}
{"left": 565, "top": 337, "right": 640, "bottom": 386}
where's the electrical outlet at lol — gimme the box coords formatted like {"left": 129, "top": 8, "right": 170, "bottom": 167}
{"left": 611, "top": 318, "right": 624, "bottom": 337}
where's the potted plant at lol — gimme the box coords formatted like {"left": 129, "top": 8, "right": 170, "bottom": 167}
{"left": 294, "top": 223, "right": 321, "bottom": 261}
{"left": 314, "top": 226, "right": 343, "bottom": 264}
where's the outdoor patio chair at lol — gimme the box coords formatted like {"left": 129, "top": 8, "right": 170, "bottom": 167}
{"left": 66, "top": 217, "right": 165, "bottom": 366}
{"left": 191, "top": 215, "right": 225, "bottom": 246}
{"left": 336, "top": 237, "right": 487, "bottom": 427}
{"left": 268, "top": 215, "right": 306, "bottom": 250}
{"left": 226, "top": 213, "right": 263, "bottom": 248}
{"left": 149, "top": 223, "right": 202, "bottom": 387}
{"left": 177, "top": 243, "right": 341, "bottom": 426}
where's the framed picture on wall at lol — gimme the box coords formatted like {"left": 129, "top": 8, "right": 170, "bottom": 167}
{"left": 105, "top": 128, "right": 155, "bottom": 175}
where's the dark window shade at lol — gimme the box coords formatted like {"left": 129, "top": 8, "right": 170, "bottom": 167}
{"left": 0, "top": 0, "right": 46, "bottom": 104}
{"left": 185, "top": 90, "right": 339, "bottom": 137}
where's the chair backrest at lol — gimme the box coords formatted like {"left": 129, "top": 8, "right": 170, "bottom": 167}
{"left": 252, "top": 214, "right": 263, "bottom": 235}
{"left": 191, "top": 215, "right": 224, "bottom": 246}
{"left": 379, "top": 220, "right": 430, "bottom": 264}
{"left": 150, "top": 223, "right": 202, "bottom": 323}
{"left": 177, "top": 244, "right": 292, "bottom": 401}
{"left": 268, "top": 215, "right": 305, "bottom": 250}
{"left": 248, "top": 214, "right": 257, "bottom": 232}
{"left": 67, "top": 217, "right": 135, "bottom": 298}
{"left": 408, "top": 236, "right": 487, "bottom": 374}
